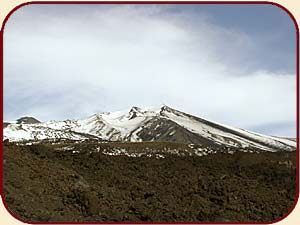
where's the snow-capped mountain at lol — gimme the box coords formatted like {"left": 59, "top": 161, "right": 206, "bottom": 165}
{"left": 3, "top": 105, "right": 296, "bottom": 151}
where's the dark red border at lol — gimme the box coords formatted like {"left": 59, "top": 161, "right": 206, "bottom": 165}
{"left": 0, "top": 1, "right": 299, "bottom": 224}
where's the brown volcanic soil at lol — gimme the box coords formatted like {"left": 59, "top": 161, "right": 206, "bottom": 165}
{"left": 3, "top": 141, "right": 297, "bottom": 222}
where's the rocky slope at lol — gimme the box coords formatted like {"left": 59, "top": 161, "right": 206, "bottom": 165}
{"left": 3, "top": 141, "right": 296, "bottom": 222}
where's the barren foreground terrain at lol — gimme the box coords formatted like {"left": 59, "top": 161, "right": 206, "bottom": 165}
{"left": 3, "top": 141, "right": 297, "bottom": 222}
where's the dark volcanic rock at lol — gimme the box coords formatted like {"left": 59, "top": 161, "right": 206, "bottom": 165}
{"left": 16, "top": 117, "right": 41, "bottom": 124}
{"left": 3, "top": 141, "right": 296, "bottom": 222}
{"left": 3, "top": 122, "right": 11, "bottom": 128}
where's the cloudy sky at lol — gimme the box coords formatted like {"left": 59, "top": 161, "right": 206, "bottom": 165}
{"left": 3, "top": 4, "right": 297, "bottom": 137}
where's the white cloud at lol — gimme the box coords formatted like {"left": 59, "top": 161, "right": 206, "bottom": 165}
{"left": 3, "top": 5, "right": 296, "bottom": 136}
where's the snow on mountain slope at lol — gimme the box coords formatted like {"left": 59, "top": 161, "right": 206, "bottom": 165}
{"left": 3, "top": 105, "right": 296, "bottom": 152}
{"left": 73, "top": 107, "right": 159, "bottom": 141}
{"left": 159, "top": 107, "right": 296, "bottom": 151}
{"left": 4, "top": 123, "right": 90, "bottom": 142}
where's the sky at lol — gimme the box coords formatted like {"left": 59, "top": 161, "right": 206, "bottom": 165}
{"left": 3, "top": 4, "right": 297, "bottom": 137}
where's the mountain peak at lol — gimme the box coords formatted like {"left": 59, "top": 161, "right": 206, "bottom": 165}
{"left": 16, "top": 117, "right": 41, "bottom": 124}
{"left": 129, "top": 106, "right": 142, "bottom": 112}
{"left": 160, "top": 104, "right": 176, "bottom": 113}
{"left": 128, "top": 106, "right": 143, "bottom": 119}
{"left": 127, "top": 105, "right": 176, "bottom": 118}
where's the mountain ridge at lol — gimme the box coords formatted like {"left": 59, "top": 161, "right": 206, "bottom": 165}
{"left": 3, "top": 105, "right": 296, "bottom": 152}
